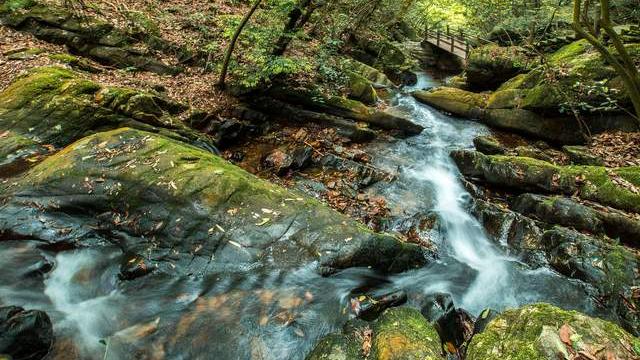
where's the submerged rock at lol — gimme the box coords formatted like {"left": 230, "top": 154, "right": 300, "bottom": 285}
{"left": 466, "top": 303, "right": 640, "bottom": 360}
{"left": 0, "top": 305, "right": 53, "bottom": 360}
{"left": 0, "top": 128, "right": 426, "bottom": 275}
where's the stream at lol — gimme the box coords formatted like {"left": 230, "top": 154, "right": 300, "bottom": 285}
{"left": 0, "top": 72, "right": 610, "bottom": 359}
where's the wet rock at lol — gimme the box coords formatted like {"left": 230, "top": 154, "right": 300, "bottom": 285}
{"left": 349, "top": 290, "right": 407, "bottom": 321}
{"left": 466, "top": 303, "right": 639, "bottom": 360}
{"left": 0, "top": 306, "right": 53, "bottom": 360}
{"left": 541, "top": 227, "right": 639, "bottom": 334}
{"left": 472, "top": 308, "right": 498, "bottom": 335}
{"left": 413, "top": 87, "right": 487, "bottom": 119}
{"left": 511, "top": 194, "right": 604, "bottom": 235}
{"left": 263, "top": 147, "right": 311, "bottom": 175}
{"left": 420, "top": 293, "right": 475, "bottom": 356}
{"left": 452, "top": 150, "right": 640, "bottom": 213}
{"left": 563, "top": 145, "right": 604, "bottom": 166}
{"left": 473, "top": 136, "right": 506, "bottom": 155}
{"left": 308, "top": 307, "right": 441, "bottom": 360}
{"left": 472, "top": 199, "right": 548, "bottom": 266}
{"left": 420, "top": 292, "right": 454, "bottom": 322}
{"left": 0, "top": 128, "right": 426, "bottom": 275}
{"left": 119, "top": 253, "right": 154, "bottom": 281}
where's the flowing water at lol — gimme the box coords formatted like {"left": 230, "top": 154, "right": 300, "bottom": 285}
{"left": 0, "top": 72, "right": 609, "bottom": 359}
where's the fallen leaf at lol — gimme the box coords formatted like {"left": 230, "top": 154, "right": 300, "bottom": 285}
{"left": 559, "top": 324, "right": 573, "bottom": 345}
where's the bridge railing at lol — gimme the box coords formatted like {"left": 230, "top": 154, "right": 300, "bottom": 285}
{"left": 424, "top": 25, "right": 495, "bottom": 59}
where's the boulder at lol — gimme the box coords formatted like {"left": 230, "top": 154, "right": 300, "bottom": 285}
{"left": 465, "top": 45, "right": 530, "bottom": 91}
{"left": 267, "top": 87, "right": 423, "bottom": 135}
{"left": 0, "top": 66, "right": 215, "bottom": 176}
{"left": 0, "top": 305, "right": 53, "bottom": 360}
{"left": 413, "top": 87, "right": 487, "bottom": 119}
{"left": 306, "top": 307, "right": 442, "bottom": 360}
{"left": 0, "top": 128, "right": 426, "bottom": 275}
{"left": 467, "top": 303, "right": 640, "bottom": 360}
{"left": 0, "top": 1, "right": 178, "bottom": 74}
{"left": 511, "top": 193, "right": 640, "bottom": 247}
{"left": 347, "top": 71, "right": 378, "bottom": 105}
{"left": 452, "top": 150, "right": 640, "bottom": 213}
{"left": 473, "top": 136, "right": 506, "bottom": 155}
{"left": 562, "top": 145, "right": 604, "bottom": 166}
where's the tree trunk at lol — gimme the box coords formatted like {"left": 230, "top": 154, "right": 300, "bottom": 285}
{"left": 272, "top": 0, "right": 320, "bottom": 56}
{"left": 573, "top": 0, "right": 640, "bottom": 122}
{"left": 216, "top": 0, "right": 263, "bottom": 90}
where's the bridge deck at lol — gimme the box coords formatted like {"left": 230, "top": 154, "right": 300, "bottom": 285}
{"left": 425, "top": 33, "right": 469, "bottom": 59}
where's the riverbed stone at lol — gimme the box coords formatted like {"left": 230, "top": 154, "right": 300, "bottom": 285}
{"left": 0, "top": 128, "right": 426, "bottom": 275}
{"left": 0, "top": 305, "right": 54, "bottom": 360}
{"left": 466, "top": 303, "right": 640, "bottom": 360}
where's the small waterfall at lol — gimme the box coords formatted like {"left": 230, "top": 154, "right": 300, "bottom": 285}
{"left": 44, "top": 250, "right": 122, "bottom": 356}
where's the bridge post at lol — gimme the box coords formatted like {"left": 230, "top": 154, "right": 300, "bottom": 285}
{"left": 465, "top": 41, "right": 470, "bottom": 58}
{"left": 437, "top": 30, "right": 440, "bottom": 46}
{"left": 451, "top": 36, "right": 454, "bottom": 52}
{"left": 446, "top": 25, "right": 450, "bottom": 37}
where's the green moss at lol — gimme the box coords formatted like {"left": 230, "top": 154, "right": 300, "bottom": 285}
{"left": 467, "top": 303, "right": 636, "bottom": 360}
{"left": 370, "top": 307, "right": 441, "bottom": 360}
{"left": 0, "top": 66, "right": 76, "bottom": 109}
{"left": 0, "top": 0, "right": 36, "bottom": 12}
{"left": 413, "top": 87, "right": 487, "bottom": 117}
{"left": 497, "top": 73, "right": 527, "bottom": 91}
{"left": 49, "top": 53, "right": 80, "bottom": 64}
{"left": 549, "top": 39, "right": 592, "bottom": 65}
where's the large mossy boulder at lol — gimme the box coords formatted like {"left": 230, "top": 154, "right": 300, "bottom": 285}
{"left": 452, "top": 150, "right": 640, "bottom": 213}
{"left": 0, "top": 128, "right": 426, "bottom": 275}
{"left": 306, "top": 307, "right": 442, "bottom": 360}
{"left": 0, "top": 66, "right": 213, "bottom": 176}
{"left": 413, "top": 87, "right": 487, "bottom": 119}
{"left": 465, "top": 45, "right": 531, "bottom": 91}
{"left": 467, "top": 303, "right": 640, "bottom": 360}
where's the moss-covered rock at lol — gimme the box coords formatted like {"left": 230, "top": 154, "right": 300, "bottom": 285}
{"left": 370, "top": 308, "right": 442, "bottom": 360}
{"left": 347, "top": 71, "right": 378, "bottom": 105}
{"left": 465, "top": 45, "right": 532, "bottom": 91}
{"left": 0, "top": 1, "right": 178, "bottom": 74}
{"left": 267, "top": 87, "right": 424, "bottom": 135}
{"left": 452, "top": 150, "right": 640, "bottom": 213}
{"left": 306, "top": 308, "right": 441, "bottom": 360}
{"left": 413, "top": 87, "right": 487, "bottom": 119}
{"left": 0, "top": 128, "right": 426, "bottom": 274}
{"left": 467, "top": 303, "right": 639, "bottom": 360}
{"left": 0, "top": 66, "right": 213, "bottom": 175}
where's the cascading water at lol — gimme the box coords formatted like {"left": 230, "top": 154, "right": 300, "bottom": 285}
{"left": 0, "top": 72, "right": 609, "bottom": 359}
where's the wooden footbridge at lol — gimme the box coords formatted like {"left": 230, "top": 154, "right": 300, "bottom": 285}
{"left": 424, "top": 26, "right": 474, "bottom": 59}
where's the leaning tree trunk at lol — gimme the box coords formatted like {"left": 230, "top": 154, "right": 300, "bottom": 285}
{"left": 216, "top": 0, "right": 263, "bottom": 90}
{"left": 272, "top": 0, "right": 316, "bottom": 56}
